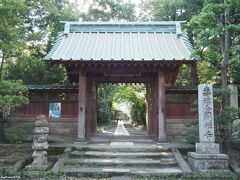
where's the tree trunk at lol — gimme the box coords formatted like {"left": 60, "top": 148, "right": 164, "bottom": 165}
{"left": 0, "top": 53, "right": 5, "bottom": 81}
{"left": 220, "top": 0, "right": 230, "bottom": 112}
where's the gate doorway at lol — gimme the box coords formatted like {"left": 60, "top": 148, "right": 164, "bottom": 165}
{"left": 96, "top": 83, "right": 147, "bottom": 138}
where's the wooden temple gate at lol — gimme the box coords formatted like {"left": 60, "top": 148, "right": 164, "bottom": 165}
{"left": 42, "top": 21, "right": 197, "bottom": 141}
{"left": 61, "top": 60, "right": 196, "bottom": 141}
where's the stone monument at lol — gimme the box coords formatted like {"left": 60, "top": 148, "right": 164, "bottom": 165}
{"left": 26, "top": 115, "right": 51, "bottom": 171}
{"left": 188, "top": 84, "right": 229, "bottom": 171}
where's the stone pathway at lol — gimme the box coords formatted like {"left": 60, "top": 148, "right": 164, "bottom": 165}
{"left": 51, "top": 121, "right": 191, "bottom": 178}
{"left": 113, "top": 121, "right": 130, "bottom": 136}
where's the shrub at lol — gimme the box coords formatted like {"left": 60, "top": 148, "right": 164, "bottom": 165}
{"left": 184, "top": 120, "right": 199, "bottom": 144}
{"left": 181, "top": 170, "right": 238, "bottom": 179}
{"left": 5, "top": 122, "right": 34, "bottom": 143}
{"left": 130, "top": 100, "right": 146, "bottom": 126}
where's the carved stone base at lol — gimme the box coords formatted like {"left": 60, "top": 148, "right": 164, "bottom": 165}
{"left": 188, "top": 152, "right": 229, "bottom": 171}
{"left": 32, "top": 151, "right": 48, "bottom": 165}
{"left": 25, "top": 162, "right": 52, "bottom": 171}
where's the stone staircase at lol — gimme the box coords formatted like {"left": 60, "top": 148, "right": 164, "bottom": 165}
{"left": 59, "top": 142, "right": 183, "bottom": 178}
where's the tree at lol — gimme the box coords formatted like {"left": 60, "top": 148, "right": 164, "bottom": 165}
{"left": 188, "top": 0, "right": 240, "bottom": 111}
{"left": 80, "top": 0, "right": 136, "bottom": 21}
{"left": 0, "top": 80, "right": 28, "bottom": 116}
{"left": 97, "top": 84, "right": 117, "bottom": 124}
{"left": 113, "top": 84, "right": 146, "bottom": 126}
{"left": 0, "top": 0, "right": 28, "bottom": 80}
{"left": 0, "top": 80, "right": 29, "bottom": 141}
{"left": 139, "top": 0, "right": 203, "bottom": 22}
{"left": 3, "top": 56, "right": 68, "bottom": 85}
{"left": 0, "top": 0, "right": 78, "bottom": 85}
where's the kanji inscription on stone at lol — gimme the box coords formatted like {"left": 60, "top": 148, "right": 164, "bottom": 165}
{"left": 198, "top": 84, "right": 215, "bottom": 143}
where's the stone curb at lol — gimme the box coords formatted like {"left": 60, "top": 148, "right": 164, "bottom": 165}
{"left": 51, "top": 147, "right": 72, "bottom": 174}
{"left": 172, "top": 148, "right": 192, "bottom": 173}
{"left": 229, "top": 161, "right": 240, "bottom": 175}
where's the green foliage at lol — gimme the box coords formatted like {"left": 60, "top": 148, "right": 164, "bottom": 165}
{"left": 0, "top": 0, "right": 77, "bottom": 82}
{"left": 114, "top": 84, "right": 146, "bottom": 126}
{"left": 197, "top": 60, "right": 220, "bottom": 84}
{"left": 96, "top": 122, "right": 114, "bottom": 133}
{"left": 139, "top": 0, "right": 203, "bottom": 22}
{"left": 0, "top": 80, "right": 29, "bottom": 114}
{"left": 215, "top": 107, "right": 240, "bottom": 145}
{"left": 181, "top": 170, "right": 238, "bottom": 180}
{"left": 96, "top": 84, "right": 146, "bottom": 126}
{"left": 188, "top": 0, "right": 240, "bottom": 84}
{"left": 130, "top": 100, "right": 146, "bottom": 126}
{"left": 80, "top": 0, "right": 136, "bottom": 21}
{"left": 97, "top": 84, "right": 117, "bottom": 124}
{"left": 6, "top": 158, "right": 29, "bottom": 176}
{"left": 0, "top": 0, "right": 28, "bottom": 55}
{"left": 4, "top": 56, "right": 68, "bottom": 85}
{"left": 5, "top": 122, "right": 34, "bottom": 143}
{"left": 175, "top": 65, "right": 192, "bottom": 86}
{"left": 184, "top": 120, "right": 198, "bottom": 127}
{"left": 184, "top": 120, "right": 199, "bottom": 143}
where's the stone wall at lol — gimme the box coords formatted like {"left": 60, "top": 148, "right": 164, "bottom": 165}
{"left": 166, "top": 120, "right": 197, "bottom": 142}
{"left": 8, "top": 117, "right": 78, "bottom": 142}
{"left": 8, "top": 117, "right": 196, "bottom": 142}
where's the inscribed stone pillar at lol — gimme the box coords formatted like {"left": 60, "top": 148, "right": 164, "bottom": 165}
{"left": 197, "top": 84, "right": 218, "bottom": 152}
{"left": 78, "top": 71, "right": 86, "bottom": 139}
{"left": 158, "top": 72, "right": 167, "bottom": 141}
{"left": 188, "top": 84, "right": 229, "bottom": 171}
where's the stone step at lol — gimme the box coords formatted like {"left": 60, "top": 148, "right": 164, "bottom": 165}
{"left": 70, "top": 151, "right": 174, "bottom": 158}
{"left": 88, "top": 138, "right": 153, "bottom": 143}
{"left": 64, "top": 158, "right": 177, "bottom": 167}
{"left": 62, "top": 167, "right": 182, "bottom": 176}
{"left": 93, "top": 135, "right": 153, "bottom": 140}
{"left": 73, "top": 145, "right": 169, "bottom": 152}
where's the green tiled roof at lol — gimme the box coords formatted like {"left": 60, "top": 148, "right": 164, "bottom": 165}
{"left": 44, "top": 21, "right": 194, "bottom": 61}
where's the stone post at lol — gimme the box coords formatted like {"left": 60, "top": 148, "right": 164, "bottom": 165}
{"left": 229, "top": 84, "right": 240, "bottom": 150}
{"left": 229, "top": 85, "right": 238, "bottom": 109}
{"left": 26, "top": 115, "right": 51, "bottom": 171}
{"left": 188, "top": 84, "right": 229, "bottom": 171}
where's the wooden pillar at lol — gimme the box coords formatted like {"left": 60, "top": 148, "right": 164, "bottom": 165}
{"left": 86, "top": 78, "right": 92, "bottom": 137}
{"left": 146, "top": 83, "right": 150, "bottom": 134}
{"left": 92, "top": 81, "right": 97, "bottom": 135}
{"left": 190, "top": 63, "right": 198, "bottom": 85}
{"left": 158, "top": 71, "right": 167, "bottom": 141}
{"left": 78, "top": 71, "right": 86, "bottom": 139}
{"left": 148, "top": 79, "right": 158, "bottom": 137}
